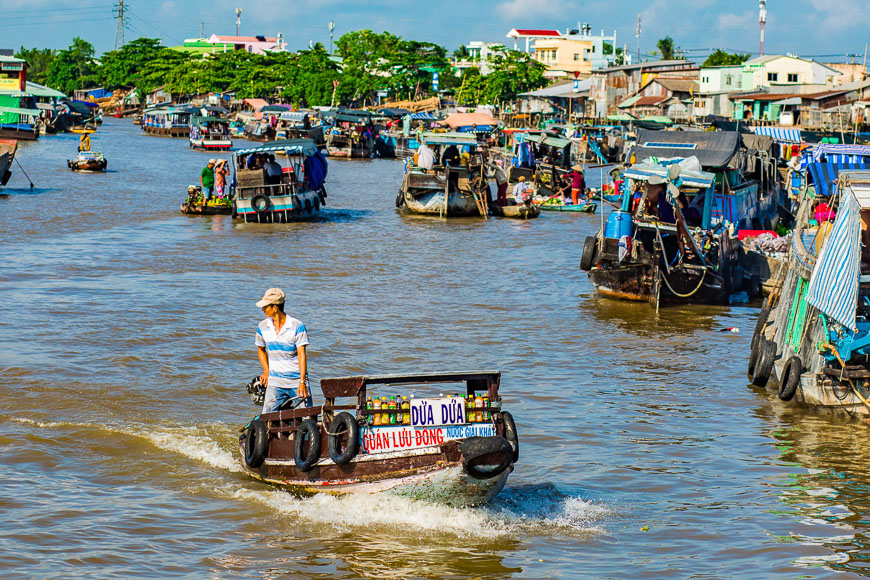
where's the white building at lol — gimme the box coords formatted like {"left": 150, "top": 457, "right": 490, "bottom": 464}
{"left": 453, "top": 41, "right": 505, "bottom": 76}
{"left": 741, "top": 55, "right": 841, "bottom": 89}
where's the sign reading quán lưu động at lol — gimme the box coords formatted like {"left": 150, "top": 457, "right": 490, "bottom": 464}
{"left": 361, "top": 424, "right": 496, "bottom": 454}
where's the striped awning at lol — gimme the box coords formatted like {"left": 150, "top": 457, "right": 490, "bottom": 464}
{"left": 806, "top": 144, "right": 870, "bottom": 165}
{"left": 0, "top": 106, "right": 40, "bottom": 116}
{"left": 410, "top": 112, "right": 436, "bottom": 120}
{"left": 751, "top": 126, "right": 801, "bottom": 143}
{"left": 806, "top": 160, "right": 870, "bottom": 197}
{"left": 806, "top": 180, "right": 861, "bottom": 331}
{"left": 234, "top": 139, "right": 317, "bottom": 156}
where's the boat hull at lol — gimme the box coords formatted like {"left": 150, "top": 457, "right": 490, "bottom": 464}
{"left": 142, "top": 126, "right": 189, "bottom": 138}
{"left": 493, "top": 203, "right": 540, "bottom": 219}
{"left": 189, "top": 138, "right": 232, "bottom": 151}
{"left": 180, "top": 201, "right": 233, "bottom": 215}
{"left": 234, "top": 189, "right": 322, "bottom": 222}
{"left": 0, "top": 127, "right": 38, "bottom": 141}
{"left": 68, "top": 158, "right": 107, "bottom": 172}
{"left": 538, "top": 202, "right": 597, "bottom": 213}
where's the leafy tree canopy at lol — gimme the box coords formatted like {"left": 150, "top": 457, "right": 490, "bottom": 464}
{"left": 656, "top": 36, "right": 675, "bottom": 60}
{"left": 45, "top": 37, "right": 98, "bottom": 95}
{"left": 15, "top": 46, "right": 55, "bottom": 85}
{"left": 702, "top": 49, "right": 751, "bottom": 67}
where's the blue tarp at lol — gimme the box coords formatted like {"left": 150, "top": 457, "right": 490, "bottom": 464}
{"left": 304, "top": 151, "right": 328, "bottom": 190}
{"left": 806, "top": 182, "right": 861, "bottom": 331}
{"left": 807, "top": 160, "right": 870, "bottom": 198}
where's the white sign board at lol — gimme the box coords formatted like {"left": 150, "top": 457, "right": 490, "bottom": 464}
{"left": 410, "top": 396, "right": 466, "bottom": 427}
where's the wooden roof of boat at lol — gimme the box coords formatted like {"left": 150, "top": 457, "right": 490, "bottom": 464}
{"left": 320, "top": 370, "right": 500, "bottom": 398}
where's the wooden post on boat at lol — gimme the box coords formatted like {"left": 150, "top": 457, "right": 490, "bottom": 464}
{"left": 441, "top": 171, "right": 449, "bottom": 218}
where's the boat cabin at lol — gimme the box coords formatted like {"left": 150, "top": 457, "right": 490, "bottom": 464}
{"left": 189, "top": 116, "right": 232, "bottom": 150}
{"left": 231, "top": 139, "right": 328, "bottom": 223}
{"left": 142, "top": 107, "right": 193, "bottom": 137}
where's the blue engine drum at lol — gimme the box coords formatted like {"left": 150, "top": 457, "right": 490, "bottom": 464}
{"left": 604, "top": 210, "right": 633, "bottom": 239}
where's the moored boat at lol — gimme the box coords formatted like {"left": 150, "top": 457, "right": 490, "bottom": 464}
{"left": 492, "top": 202, "right": 540, "bottom": 219}
{"left": 748, "top": 167, "right": 870, "bottom": 419}
{"left": 238, "top": 370, "right": 518, "bottom": 507}
{"left": 535, "top": 199, "right": 597, "bottom": 213}
{"left": 397, "top": 132, "right": 490, "bottom": 217}
{"left": 141, "top": 106, "right": 193, "bottom": 138}
{"left": 232, "top": 139, "right": 328, "bottom": 223}
{"left": 324, "top": 109, "right": 376, "bottom": 158}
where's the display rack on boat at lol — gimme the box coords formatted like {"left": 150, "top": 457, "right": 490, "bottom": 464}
{"left": 189, "top": 116, "right": 232, "bottom": 151}
{"left": 396, "top": 132, "right": 490, "bottom": 218}
{"left": 238, "top": 370, "right": 519, "bottom": 507}
{"left": 748, "top": 164, "right": 870, "bottom": 419}
{"left": 0, "top": 139, "right": 16, "bottom": 191}
{"left": 141, "top": 106, "right": 193, "bottom": 138}
{"left": 231, "top": 139, "right": 328, "bottom": 223}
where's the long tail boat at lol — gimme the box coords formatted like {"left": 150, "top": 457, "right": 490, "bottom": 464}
{"left": 238, "top": 371, "right": 519, "bottom": 507}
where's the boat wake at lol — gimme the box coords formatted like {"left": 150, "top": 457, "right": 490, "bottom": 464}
{"left": 11, "top": 417, "right": 608, "bottom": 538}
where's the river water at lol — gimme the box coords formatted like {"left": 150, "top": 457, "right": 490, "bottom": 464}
{"left": 3, "top": 119, "right": 870, "bottom": 579}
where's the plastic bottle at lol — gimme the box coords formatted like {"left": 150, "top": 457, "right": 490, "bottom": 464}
{"left": 482, "top": 395, "right": 490, "bottom": 421}
{"left": 401, "top": 396, "right": 410, "bottom": 425}
{"left": 373, "top": 397, "right": 382, "bottom": 425}
{"left": 466, "top": 394, "right": 474, "bottom": 421}
{"left": 389, "top": 396, "right": 397, "bottom": 424}
{"left": 381, "top": 397, "right": 389, "bottom": 424}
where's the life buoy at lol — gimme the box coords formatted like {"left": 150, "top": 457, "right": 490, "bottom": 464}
{"left": 244, "top": 419, "right": 269, "bottom": 468}
{"left": 778, "top": 356, "right": 802, "bottom": 401}
{"left": 250, "top": 194, "right": 269, "bottom": 214}
{"left": 459, "top": 436, "right": 514, "bottom": 480}
{"left": 327, "top": 412, "right": 360, "bottom": 465}
{"left": 751, "top": 339, "right": 777, "bottom": 387}
{"left": 580, "top": 236, "right": 597, "bottom": 271}
{"left": 294, "top": 419, "right": 321, "bottom": 472}
{"left": 500, "top": 411, "right": 519, "bottom": 462}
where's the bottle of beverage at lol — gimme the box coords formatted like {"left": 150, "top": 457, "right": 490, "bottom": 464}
{"left": 366, "top": 397, "right": 373, "bottom": 410}
{"left": 482, "top": 395, "right": 490, "bottom": 421}
{"left": 475, "top": 393, "right": 483, "bottom": 408}
{"left": 389, "top": 396, "right": 397, "bottom": 424}
{"left": 381, "top": 397, "right": 389, "bottom": 424}
{"left": 467, "top": 394, "right": 474, "bottom": 421}
{"left": 402, "top": 396, "right": 410, "bottom": 424}
{"left": 373, "top": 397, "right": 383, "bottom": 426}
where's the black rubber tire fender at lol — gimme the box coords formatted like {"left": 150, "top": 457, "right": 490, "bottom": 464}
{"left": 460, "top": 436, "right": 514, "bottom": 480}
{"left": 747, "top": 340, "right": 760, "bottom": 378}
{"left": 313, "top": 197, "right": 320, "bottom": 212}
{"left": 244, "top": 419, "right": 269, "bottom": 469}
{"left": 294, "top": 419, "right": 321, "bottom": 472}
{"left": 395, "top": 188, "right": 405, "bottom": 208}
{"left": 579, "top": 236, "right": 597, "bottom": 271}
{"left": 751, "top": 339, "right": 777, "bottom": 387}
{"left": 751, "top": 302, "right": 772, "bottom": 354}
{"left": 250, "top": 194, "right": 270, "bottom": 214}
{"left": 304, "top": 198, "right": 313, "bottom": 213}
{"left": 1, "top": 169, "right": 10, "bottom": 185}
{"left": 291, "top": 195, "right": 301, "bottom": 214}
{"left": 327, "top": 412, "right": 360, "bottom": 465}
{"left": 501, "top": 411, "right": 519, "bottom": 463}
{"left": 778, "top": 356, "right": 802, "bottom": 401}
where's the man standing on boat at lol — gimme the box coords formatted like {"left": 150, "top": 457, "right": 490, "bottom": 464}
{"left": 201, "top": 159, "right": 216, "bottom": 202}
{"left": 255, "top": 288, "right": 312, "bottom": 413}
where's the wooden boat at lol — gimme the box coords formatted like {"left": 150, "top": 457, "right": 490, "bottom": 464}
{"left": 0, "top": 94, "right": 40, "bottom": 141}
{"left": 537, "top": 201, "right": 597, "bottom": 213}
{"left": 748, "top": 154, "right": 870, "bottom": 418}
{"left": 67, "top": 151, "right": 107, "bottom": 171}
{"left": 232, "top": 139, "right": 328, "bottom": 223}
{"left": 0, "top": 139, "right": 16, "bottom": 191}
{"left": 324, "top": 109, "right": 376, "bottom": 158}
{"left": 70, "top": 127, "right": 97, "bottom": 134}
{"left": 397, "top": 132, "right": 490, "bottom": 217}
{"left": 189, "top": 116, "right": 232, "bottom": 151}
{"left": 238, "top": 370, "right": 518, "bottom": 507}
{"left": 492, "top": 203, "right": 540, "bottom": 219}
{"left": 141, "top": 107, "right": 192, "bottom": 138}
{"left": 180, "top": 187, "right": 233, "bottom": 215}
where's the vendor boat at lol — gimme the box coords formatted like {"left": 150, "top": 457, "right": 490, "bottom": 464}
{"left": 0, "top": 139, "right": 16, "bottom": 191}
{"left": 141, "top": 107, "right": 193, "bottom": 138}
{"left": 748, "top": 166, "right": 870, "bottom": 419}
{"left": 535, "top": 199, "right": 597, "bottom": 213}
{"left": 492, "top": 202, "right": 540, "bottom": 219}
{"left": 324, "top": 109, "right": 376, "bottom": 158}
{"left": 180, "top": 186, "right": 233, "bottom": 215}
{"left": 189, "top": 116, "right": 232, "bottom": 151}
{"left": 238, "top": 371, "right": 518, "bottom": 507}
{"left": 232, "top": 139, "right": 328, "bottom": 223}
{"left": 397, "top": 132, "right": 490, "bottom": 217}
{"left": 67, "top": 151, "right": 107, "bottom": 172}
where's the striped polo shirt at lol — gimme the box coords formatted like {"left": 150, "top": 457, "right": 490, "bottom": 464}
{"left": 255, "top": 315, "right": 310, "bottom": 388}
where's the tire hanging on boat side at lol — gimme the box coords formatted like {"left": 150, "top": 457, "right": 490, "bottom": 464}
{"left": 751, "top": 339, "right": 777, "bottom": 387}
{"left": 244, "top": 419, "right": 269, "bottom": 469}
{"left": 459, "top": 436, "right": 515, "bottom": 480}
{"left": 751, "top": 302, "right": 772, "bottom": 354}
{"left": 778, "top": 356, "right": 802, "bottom": 401}
{"left": 327, "top": 412, "right": 360, "bottom": 465}
{"left": 501, "top": 411, "right": 519, "bottom": 462}
{"left": 250, "top": 194, "right": 269, "bottom": 214}
{"left": 294, "top": 419, "right": 321, "bottom": 472}
{"left": 580, "top": 237, "right": 597, "bottom": 271}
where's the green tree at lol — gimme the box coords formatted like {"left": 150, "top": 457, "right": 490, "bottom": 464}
{"left": 603, "top": 42, "right": 626, "bottom": 65}
{"left": 702, "top": 49, "right": 750, "bottom": 67}
{"left": 14, "top": 47, "right": 55, "bottom": 85}
{"left": 453, "top": 44, "right": 470, "bottom": 60}
{"left": 45, "top": 37, "right": 98, "bottom": 94}
{"left": 98, "top": 37, "right": 166, "bottom": 90}
{"left": 281, "top": 44, "right": 342, "bottom": 106}
{"left": 479, "top": 48, "right": 547, "bottom": 104}
{"left": 656, "top": 36, "right": 675, "bottom": 60}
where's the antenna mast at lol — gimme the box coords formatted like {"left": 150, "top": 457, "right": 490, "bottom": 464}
{"left": 114, "top": 0, "right": 126, "bottom": 50}
{"left": 635, "top": 15, "right": 642, "bottom": 63}
{"left": 235, "top": 8, "right": 242, "bottom": 36}
{"left": 759, "top": 0, "right": 767, "bottom": 56}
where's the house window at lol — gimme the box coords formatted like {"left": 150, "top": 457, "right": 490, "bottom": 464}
{"left": 767, "top": 72, "right": 778, "bottom": 82}
{"left": 725, "top": 75, "right": 732, "bottom": 85}
{"left": 574, "top": 53, "right": 580, "bottom": 61}
{"left": 788, "top": 73, "right": 798, "bottom": 83}
{"left": 591, "top": 45, "right": 595, "bottom": 53}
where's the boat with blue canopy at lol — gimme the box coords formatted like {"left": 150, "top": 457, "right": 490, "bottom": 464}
{"left": 749, "top": 169, "right": 870, "bottom": 417}
{"left": 189, "top": 116, "right": 232, "bottom": 151}
{"left": 231, "top": 139, "right": 328, "bottom": 223}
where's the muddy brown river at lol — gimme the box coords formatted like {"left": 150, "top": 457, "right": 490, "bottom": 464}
{"left": 2, "top": 118, "right": 870, "bottom": 578}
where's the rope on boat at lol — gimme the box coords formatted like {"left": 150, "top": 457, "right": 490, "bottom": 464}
{"left": 819, "top": 343, "right": 870, "bottom": 414}
{"left": 659, "top": 266, "right": 708, "bottom": 299}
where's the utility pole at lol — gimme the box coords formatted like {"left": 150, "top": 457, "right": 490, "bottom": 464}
{"left": 199, "top": 22, "right": 204, "bottom": 39}
{"left": 635, "top": 15, "right": 641, "bottom": 63}
{"left": 759, "top": 0, "right": 766, "bottom": 56}
{"left": 114, "top": 0, "right": 126, "bottom": 50}
{"left": 235, "top": 8, "right": 242, "bottom": 36}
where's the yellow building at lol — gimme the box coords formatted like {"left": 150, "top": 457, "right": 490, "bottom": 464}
{"left": 533, "top": 37, "right": 598, "bottom": 78}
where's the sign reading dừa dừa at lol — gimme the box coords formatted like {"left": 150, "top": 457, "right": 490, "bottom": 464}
{"left": 361, "top": 424, "right": 496, "bottom": 454}
{"left": 410, "top": 396, "right": 466, "bottom": 427}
